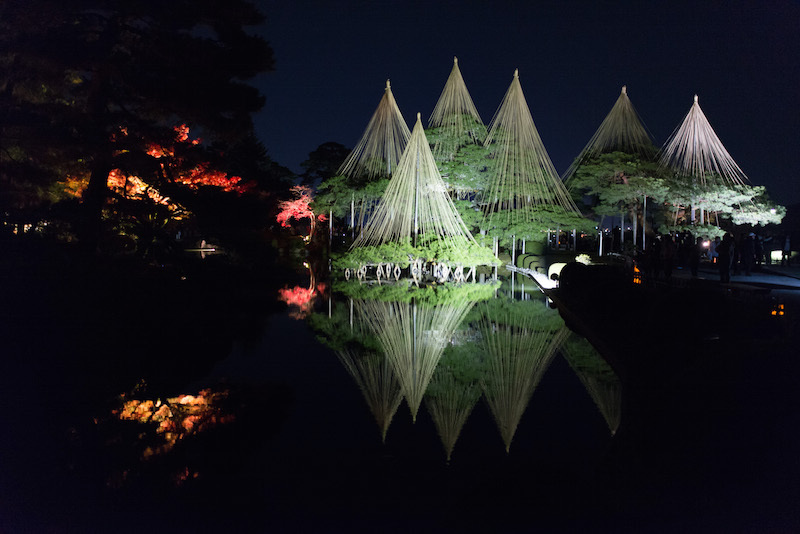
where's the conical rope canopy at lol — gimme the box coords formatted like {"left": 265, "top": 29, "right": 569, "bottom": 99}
{"left": 483, "top": 69, "right": 580, "bottom": 224}
{"left": 428, "top": 57, "right": 485, "bottom": 160}
{"left": 659, "top": 94, "right": 749, "bottom": 187}
{"left": 563, "top": 85, "right": 656, "bottom": 183}
{"left": 337, "top": 80, "right": 411, "bottom": 180}
{"left": 351, "top": 113, "right": 477, "bottom": 250}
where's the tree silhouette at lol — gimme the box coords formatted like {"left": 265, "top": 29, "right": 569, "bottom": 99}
{"left": 0, "top": 0, "right": 273, "bottom": 251}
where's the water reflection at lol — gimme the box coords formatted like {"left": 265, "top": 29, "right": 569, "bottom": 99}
{"left": 359, "top": 299, "right": 476, "bottom": 423}
{"left": 336, "top": 347, "right": 403, "bottom": 443}
{"left": 478, "top": 300, "right": 569, "bottom": 452}
{"left": 106, "top": 382, "right": 235, "bottom": 486}
{"left": 561, "top": 333, "right": 621, "bottom": 436}
{"left": 311, "top": 282, "right": 622, "bottom": 461}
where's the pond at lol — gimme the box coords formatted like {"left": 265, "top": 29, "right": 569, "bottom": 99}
{"left": 2, "top": 257, "right": 799, "bottom": 533}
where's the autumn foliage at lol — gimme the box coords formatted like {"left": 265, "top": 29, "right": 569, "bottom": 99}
{"left": 276, "top": 185, "right": 326, "bottom": 239}
{"left": 63, "top": 125, "right": 252, "bottom": 214}
{"left": 277, "top": 286, "right": 317, "bottom": 319}
{"left": 115, "top": 388, "right": 234, "bottom": 461}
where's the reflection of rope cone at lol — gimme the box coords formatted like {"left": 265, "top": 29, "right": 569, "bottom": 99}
{"left": 336, "top": 348, "right": 404, "bottom": 443}
{"left": 560, "top": 334, "right": 621, "bottom": 435}
{"left": 358, "top": 299, "right": 475, "bottom": 422}
{"left": 481, "top": 317, "right": 570, "bottom": 453}
{"left": 425, "top": 363, "right": 481, "bottom": 463}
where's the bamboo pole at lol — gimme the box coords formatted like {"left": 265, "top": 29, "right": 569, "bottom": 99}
{"left": 642, "top": 195, "right": 647, "bottom": 251}
{"left": 413, "top": 145, "right": 420, "bottom": 247}
{"left": 511, "top": 235, "right": 516, "bottom": 267}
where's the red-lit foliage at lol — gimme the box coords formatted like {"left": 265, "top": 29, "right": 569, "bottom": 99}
{"left": 277, "top": 285, "right": 316, "bottom": 319}
{"left": 63, "top": 125, "right": 252, "bottom": 210}
{"left": 276, "top": 185, "right": 326, "bottom": 239}
{"left": 147, "top": 125, "right": 253, "bottom": 194}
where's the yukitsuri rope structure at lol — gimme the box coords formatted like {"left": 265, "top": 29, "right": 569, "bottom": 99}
{"left": 428, "top": 57, "right": 485, "bottom": 161}
{"left": 659, "top": 95, "right": 749, "bottom": 187}
{"left": 351, "top": 113, "right": 477, "bottom": 250}
{"left": 563, "top": 86, "right": 656, "bottom": 183}
{"left": 338, "top": 80, "right": 411, "bottom": 179}
{"left": 358, "top": 298, "right": 476, "bottom": 423}
{"left": 336, "top": 347, "right": 404, "bottom": 443}
{"left": 482, "top": 69, "right": 580, "bottom": 225}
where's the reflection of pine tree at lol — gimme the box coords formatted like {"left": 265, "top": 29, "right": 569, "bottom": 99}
{"left": 358, "top": 299, "right": 475, "bottom": 422}
{"left": 336, "top": 348, "right": 403, "bottom": 443}
{"left": 425, "top": 344, "right": 484, "bottom": 462}
{"left": 478, "top": 299, "right": 569, "bottom": 452}
{"left": 308, "top": 299, "right": 403, "bottom": 441}
{"left": 560, "top": 333, "right": 621, "bottom": 435}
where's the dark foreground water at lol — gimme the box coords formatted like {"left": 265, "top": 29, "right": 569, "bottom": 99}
{"left": 2, "top": 254, "right": 799, "bottom": 533}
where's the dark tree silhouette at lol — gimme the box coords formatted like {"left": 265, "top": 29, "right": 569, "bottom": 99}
{"left": 0, "top": 0, "right": 274, "bottom": 251}
{"left": 300, "top": 142, "right": 351, "bottom": 186}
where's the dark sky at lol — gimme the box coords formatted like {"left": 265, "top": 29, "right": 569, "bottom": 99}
{"left": 254, "top": 0, "right": 800, "bottom": 205}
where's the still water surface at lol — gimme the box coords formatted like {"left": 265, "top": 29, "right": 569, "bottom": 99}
{"left": 3, "top": 267, "right": 799, "bottom": 533}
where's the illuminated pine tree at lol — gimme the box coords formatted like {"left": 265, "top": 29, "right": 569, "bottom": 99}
{"left": 351, "top": 113, "right": 478, "bottom": 253}
{"left": 563, "top": 85, "right": 656, "bottom": 184}
{"left": 338, "top": 80, "right": 411, "bottom": 180}
{"left": 482, "top": 69, "right": 580, "bottom": 229}
{"left": 659, "top": 95, "right": 749, "bottom": 188}
{"left": 428, "top": 57, "right": 486, "bottom": 162}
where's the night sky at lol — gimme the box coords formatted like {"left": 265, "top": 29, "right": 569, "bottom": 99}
{"left": 255, "top": 0, "right": 800, "bottom": 205}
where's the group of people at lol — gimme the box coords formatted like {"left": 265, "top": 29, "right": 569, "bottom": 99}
{"left": 638, "top": 230, "right": 792, "bottom": 283}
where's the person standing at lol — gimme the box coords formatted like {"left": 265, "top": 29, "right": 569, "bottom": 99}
{"left": 689, "top": 236, "right": 704, "bottom": 277}
{"left": 782, "top": 233, "right": 792, "bottom": 266}
{"left": 661, "top": 233, "right": 676, "bottom": 280}
{"left": 754, "top": 234, "right": 763, "bottom": 270}
{"left": 763, "top": 233, "right": 774, "bottom": 265}
{"left": 741, "top": 233, "right": 756, "bottom": 276}
{"left": 718, "top": 233, "right": 734, "bottom": 283}
{"left": 709, "top": 236, "right": 720, "bottom": 264}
